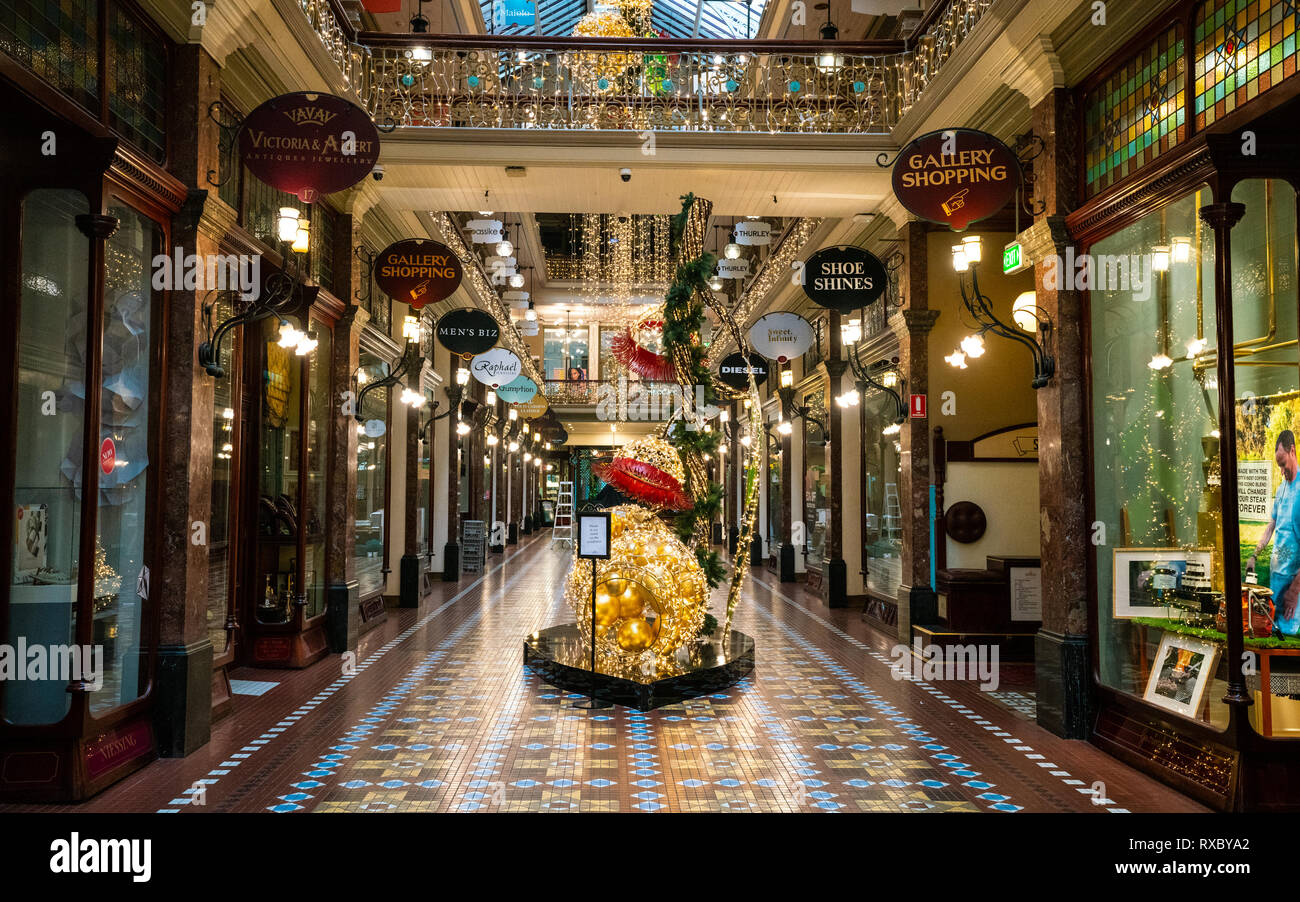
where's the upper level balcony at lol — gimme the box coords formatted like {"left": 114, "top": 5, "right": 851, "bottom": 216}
{"left": 296, "top": 0, "right": 996, "bottom": 134}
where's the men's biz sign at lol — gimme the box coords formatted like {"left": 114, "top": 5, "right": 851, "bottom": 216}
{"left": 891, "top": 128, "right": 1020, "bottom": 231}
{"left": 239, "top": 92, "right": 380, "bottom": 202}
{"left": 375, "top": 239, "right": 463, "bottom": 310}
{"left": 802, "top": 246, "right": 886, "bottom": 313}
{"left": 435, "top": 307, "right": 499, "bottom": 356}
{"left": 718, "top": 352, "right": 769, "bottom": 390}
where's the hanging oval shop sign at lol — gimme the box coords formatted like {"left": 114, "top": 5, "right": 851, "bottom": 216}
{"left": 238, "top": 92, "right": 381, "bottom": 203}
{"left": 734, "top": 220, "right": 772, "bottom": 246}
{"left": 435, "top": 307, "right": 500, "bottom": 356}
{"left": 467, "top": 219, "right": 504, "bottom": 243}
{"left": 471, "top": 347, "right": 522, "bottom": 389}
{"left": 890, "top": 128, "right": 1020, "bottom": 231}
{"left": 375, "top": 239, "right": 463, "bottom": 310}
{"left": 718, "top": 352, "right": 769, "bottom": 391}
{"left": 519, "top": 394, "right": 549, "bottom": 419}
{"left": 802, "top": 246, "right": 887, "bottom": 313}
{"left": 717, "top": 258, "right": 750, "bottom": 280}
{"left": 748, "top": 312, "right": 814, "bottom": 363}
{"left": 497, "top": 375, "right": 539, "bottom": 404}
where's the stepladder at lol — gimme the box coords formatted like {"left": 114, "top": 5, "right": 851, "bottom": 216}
{"left": 551, "top": 481, "right": 574, "bottom": 549}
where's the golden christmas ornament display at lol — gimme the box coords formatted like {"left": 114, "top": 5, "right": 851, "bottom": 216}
{"left": 564, "top": 504, "right": 707, "bottom": 676}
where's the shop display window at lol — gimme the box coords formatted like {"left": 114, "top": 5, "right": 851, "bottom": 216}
{"left": 1090, "top": 180, "right": 1300, "bottom": 736}
{"left": 206, "top": 295, "right": 238, "bottom": 658}
{"left": 355, "top": 351, "right": 389, "bottom": 599}
{"left": 767, "top": 434, "right": 782, "bottom": 552}
{"left": 863, "top": 390, "right": 904, "bottom": 601}
{"left": 544, "top": 325, "right": 588, "bottom": 381}
{"left": 304, "top": 321, "right": 331, "bottom": 619}
{"left": 7, "top": 189, "right": 91, "bottom": 725}
{"left": 804, "top": 388, "right": 828, "bottom": 568}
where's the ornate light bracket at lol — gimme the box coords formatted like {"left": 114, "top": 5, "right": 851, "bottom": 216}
{"left": 354, "top": 245, "right": 378, "bottom": 309}
{"left": 355, "top": 341, "right": 421, "bottom": 422}
{"left": 198, "top": 269, "right": 306, "bottom": 378}
{"left": 776, "top": 385, "right": 828, "bottom": 445}
{"left": 954, "top": 244, "right": 1056, "bottom": 389}
{"left": 848, "top": 337, "right": 906, "bottom": 425}
{"left": 1013, "top": 130, "right": 1047, "bottom": 218}
{"left": 205, "top": 100, "right": 244, "bottom": 190}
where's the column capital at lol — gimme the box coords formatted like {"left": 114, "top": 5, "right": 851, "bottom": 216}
{"left": 1199, "top": 201, "right": 1246, "bottom": 230}
{"left": 1003, "top": 35, "right": 1065, "bottom": 110}
{"left": 894, "top": 309, "right": 941, "bottom": 339}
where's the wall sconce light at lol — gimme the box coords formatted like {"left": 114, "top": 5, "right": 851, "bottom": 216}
{"left": 780, "top": 367, "right": 793, "bottom": 388}
{"left": 456, "top": 366, "right": 470, "bottom": 385}
{"left": 777, "top": 419, "right": 793, "bottom": 436}
{"left": 486, "top": 390, "right": 497, "bottom": 406}
{"left": 291, "top": 218, "right": 311, "bottom": 255}
{"left": 840, "top": 317, "right": 862, "bottom": 346}
{"left": 720, "top": 443, "right": 728, "bottom": 455}
{"left": 487, "top": 434, "right": 499, "bottom": 446}
{"left": 399, "top": 387, "right": 423, "bottom": 406}
{"left": 508, "top": 440, "right": 520, "bottom": 452}
{"left": 1171, "top": 236, "right": 1192, "bottom": 263}
{"left": 950, "top": 235, "right": 1055, "bottom": 389}
{"left": 508, "top": 407, "right": 518, "bottom": 421}
{"left": 277, "top": 207, "right": 300, "bottom": 243}
{"left": 524, "top": 452, "right": 532, "bottom": 462}
{"left": 739, "top": 434, "right": 752, "bottom": 447}
{"left": 294, "top": 330, "right": 318, "bottom": 356}
{"left": 402, "top": 314, "right": 421, "bottom": 342}
{"left": 356, "top": 343, "right": 422, "bottom": 420}
{"left": 835, "top": 389, "right": 860, "bottom": 408}
{"left": 1151, "top": 244, "right": 1171, "bottom": 273}
{"left": 457, "top": 421, "right": 471, "bottom": 436}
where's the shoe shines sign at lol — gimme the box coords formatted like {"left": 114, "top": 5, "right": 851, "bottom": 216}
{"left": 376, "top": 238, "right": 464, "bottom": 310}
{"left": 890, "top": 128, "right": 1019, "bottom": 231}
{"left": 801, "top": 245, "right": 887, "bottom": 313}
{"left": 239, "top": 92, "right": 380, "bottom": 202}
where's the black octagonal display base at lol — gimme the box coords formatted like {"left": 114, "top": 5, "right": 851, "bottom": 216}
{"left": 524, "top": 624, "right": 755, "bottom": 711}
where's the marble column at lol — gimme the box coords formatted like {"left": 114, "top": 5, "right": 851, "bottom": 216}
{"left": 780, "top": 418, "right": 796, "bottom": 582}
{"left": 824, "top": 311, "right": 849, "bottom": 606}
{"left": 325, "top": 300, "right": 366, "bottom": 644}
{"left": 154, "top": 44, "right": 224, "bottom": 757}
{"left": 443, "top": 380, "right": 463, "bottom": 581}
{"left": 892, "top": 219, "right": 940, "bottom": 641}
{"left": 400, "top": 402, "right": 421, "bottom": 606}
{"left": 1030, "top": 87, "right": 1091, "bottom": 738}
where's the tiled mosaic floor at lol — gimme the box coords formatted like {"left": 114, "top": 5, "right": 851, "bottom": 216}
{"left": 6, "top": 534, "right": 1204, "bottom": 814}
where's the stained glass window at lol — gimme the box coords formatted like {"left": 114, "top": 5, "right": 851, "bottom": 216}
{"left": 1084, "top": 24, "right": 1186, "bottom": 198}
{"left": 1195, "top": 0, "right": 1300, "bottom": 131}
{"left": 0, "top": 0, "right": 99, "bottom": 113}
{"left": 107, "top": 4, "right": 167, "bottom": 162}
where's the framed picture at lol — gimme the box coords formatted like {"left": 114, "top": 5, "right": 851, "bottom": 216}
{"left": 1112, "top": 548, "right": 1212, "bottom": 619}
{"left": 1143, "top": 632, "right": 1221, "bottom": 720}
{"left": 14, "top": 503, "right": 48, "bottom": 577}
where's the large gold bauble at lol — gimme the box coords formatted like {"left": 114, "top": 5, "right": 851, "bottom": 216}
{"left": 563, "top": 504, "right": 708, "bottom": 676}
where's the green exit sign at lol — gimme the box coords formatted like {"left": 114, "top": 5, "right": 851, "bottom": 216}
{"left": 1003, "top": 241, "right": 1030, "bottom": 274}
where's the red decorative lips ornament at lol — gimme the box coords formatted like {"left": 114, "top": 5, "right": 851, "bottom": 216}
{"left": 593, "top": 436, "right": 691, "bottom": 511}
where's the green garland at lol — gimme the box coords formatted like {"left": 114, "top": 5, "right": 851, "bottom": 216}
{"left": 662, "top": 194, "right": 725, "bottom": 589}
{"left": 1131, "top": 616, "right": 1300, "bottom": 649}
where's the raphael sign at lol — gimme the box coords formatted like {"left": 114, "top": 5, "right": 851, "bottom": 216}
{"left": 375, "top": 239, "right": 463, "bottom": 310}
{"left": 239, "top": 92, "right": 380, "bottom": 203}
{"left": 890, "top": 128, "right": 1019, "bottom": 231}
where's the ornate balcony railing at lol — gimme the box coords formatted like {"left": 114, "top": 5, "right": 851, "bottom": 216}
{"left": 293, "top": 0, "right": 997, "bottom": 134}
{"left": 544, "top": 378, "right": 680, "bottom": 414}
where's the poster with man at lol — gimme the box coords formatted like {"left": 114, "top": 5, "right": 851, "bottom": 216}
{"left": 1239, "top": 393, "right": 1300, "bottom": 636}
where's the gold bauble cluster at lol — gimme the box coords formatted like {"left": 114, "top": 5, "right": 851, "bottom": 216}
{"left": 616, "top": 435, "right": 686, "bottom": 487}
{"left": 564, "top": 504, "right": 707, "bottom": 677}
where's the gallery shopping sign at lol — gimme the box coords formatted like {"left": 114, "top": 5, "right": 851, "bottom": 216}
{"left": 375, "top": 239, "right": 463, "bottom": 310}
{"left": 239, "top": 92, "right": 380, "bottom": 203}
{"left": 890, "top": 128, "right": 1019, "bottom": 231}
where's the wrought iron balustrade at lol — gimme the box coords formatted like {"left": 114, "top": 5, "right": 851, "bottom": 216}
{"left": 543, "top": 378, "right": 681, "bottom": 414}
{"left": 287, "top": 0, "right": 997, "bottom": 135}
